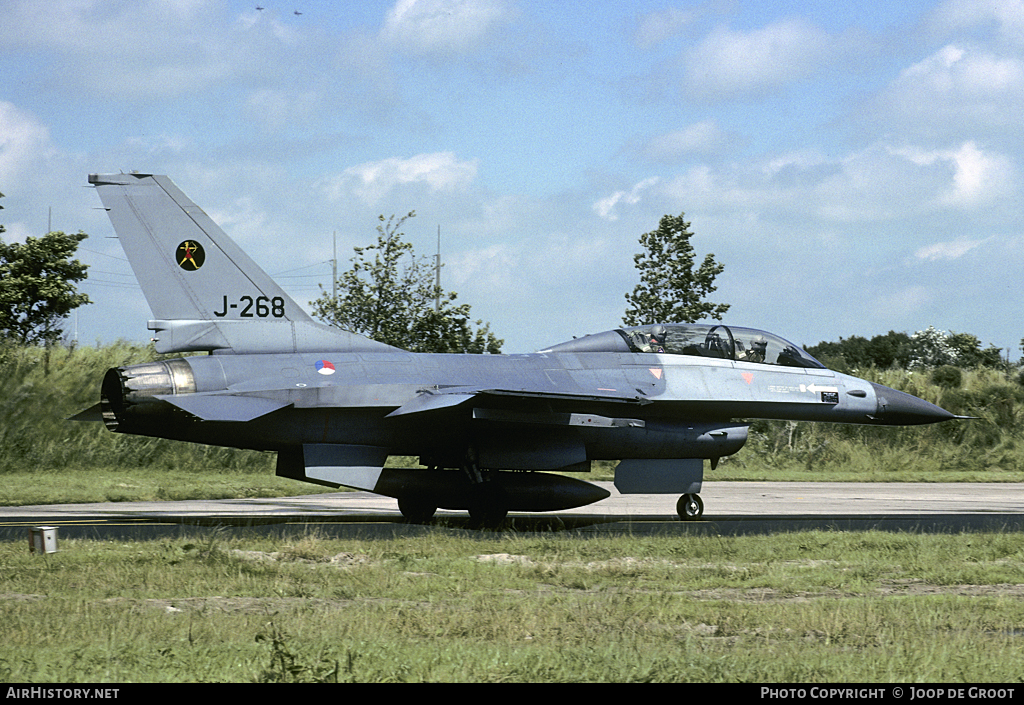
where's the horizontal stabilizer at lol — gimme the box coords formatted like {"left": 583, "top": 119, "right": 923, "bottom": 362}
{"left": 154, "top": 394, "right": 291, "bottom": 422}
{"left": 68, "top": 403, "right": 104, "bottom": 422}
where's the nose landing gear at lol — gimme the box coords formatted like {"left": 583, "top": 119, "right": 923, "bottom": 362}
{"left": 676, "top": 493, "right": 704, "bottom": 521}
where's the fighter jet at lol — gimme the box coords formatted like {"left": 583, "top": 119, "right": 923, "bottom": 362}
{"left": 77, "top": 173, "right": 963, "bottom": 524}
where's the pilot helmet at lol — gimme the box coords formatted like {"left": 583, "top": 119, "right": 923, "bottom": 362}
{"left": 649, "top": 325, "right": 667, "bottom": 345}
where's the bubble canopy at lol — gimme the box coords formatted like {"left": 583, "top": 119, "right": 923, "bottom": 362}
{"left": 541, "top": 323, "right": 826, "bottom": 370}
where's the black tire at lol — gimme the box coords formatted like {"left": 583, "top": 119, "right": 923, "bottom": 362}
{"left": 398, "top": 497, "right": 437, "bottom": 524}
{"left": 676, "top": 493, "right": 704, "bottom": 521}
{"left": 468, "top": 484, "right": 508, "bottom": 528}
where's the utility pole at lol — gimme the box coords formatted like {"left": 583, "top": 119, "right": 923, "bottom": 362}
{"left": 435, "top": 225, "right": 441, "bottom": 312}
{"left": 332, "top": 231, "right": 338, "bottom": 302}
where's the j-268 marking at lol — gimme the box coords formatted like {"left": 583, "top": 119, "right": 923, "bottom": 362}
{"left": 213, "top": 295, "right": 286, "bottom": 318}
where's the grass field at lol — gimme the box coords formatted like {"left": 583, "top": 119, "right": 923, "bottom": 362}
{"left": 2, "top": 530, "right": 1023, "bottom": 682}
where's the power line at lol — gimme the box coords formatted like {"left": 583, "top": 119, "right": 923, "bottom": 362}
{"left": 79, "top": 246, "right": 130, "bottom": 262}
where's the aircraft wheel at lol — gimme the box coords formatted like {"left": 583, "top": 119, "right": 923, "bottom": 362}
{"left": 676, "top": 493, "right": 704, "bottom": 521}
{"left": 468, "top": 485, "right": 508, "bottom": 528}
{"left": 469, "top": 504, "right": 508, "bottom": 528}
{"left": 398, "top": 497, "right": 437, "bottom": 524}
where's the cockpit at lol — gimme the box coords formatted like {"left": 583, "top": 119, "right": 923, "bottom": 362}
{"left": 541, "top": 323, "right": 826, "bottom": 369}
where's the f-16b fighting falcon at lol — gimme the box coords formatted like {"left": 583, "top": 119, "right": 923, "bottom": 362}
{"left": 75, "top": 173, "right": 963, "bottom": 525}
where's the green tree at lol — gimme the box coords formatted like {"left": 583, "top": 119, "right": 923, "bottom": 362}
{"left": 623, "top": 212, "right": 729, "bottom": 326}
{"left": 909, "top": 326, "right": 1002, "bottom": 370}
{"left": 807, "top": 331, "right": 912, "bottom": 372}
{"left": 946, "top": 331, "right": 1003, "bottom": 369}
{"left": 0, "top": 230, "right": 91, "bottom": 345}
{"left": 311, "top": 212, "right": 502, "bottom": 353}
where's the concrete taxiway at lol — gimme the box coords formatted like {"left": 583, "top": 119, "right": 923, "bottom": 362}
{"left": 1, "top": 482, "right": 1022, "bottom": 539}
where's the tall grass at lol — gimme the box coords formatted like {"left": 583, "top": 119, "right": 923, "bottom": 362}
{"left": 717, "top": 367, "right": 1024, "bottom": 481}
{"left": 0, "top": 341, "right": 273, "bottom": 474}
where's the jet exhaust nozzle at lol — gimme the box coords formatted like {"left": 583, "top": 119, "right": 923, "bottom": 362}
{"left": 100, "top": 359, "right": 196, "bottom": 432}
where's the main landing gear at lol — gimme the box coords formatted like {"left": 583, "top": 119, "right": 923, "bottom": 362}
{"left": 463, "top": 449, "right": 508, "bottom": 527}
{"left": 676, "top": 493, "right": 704, "bottom": 521}
{"left": 466, "top": 483, "right": 509, "bottom": 528}
{"left": 397, "top": 484, "right": 508, "bottom": 527}
{"left": 398, "top": 496, "right": 437, "bottom": 524}
{"left": 396, "top": 450, "right": 510, "bottom": 528}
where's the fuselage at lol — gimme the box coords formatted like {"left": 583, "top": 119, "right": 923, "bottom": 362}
{"left": 100, "top": 339, "right": 949, "bottom": 472}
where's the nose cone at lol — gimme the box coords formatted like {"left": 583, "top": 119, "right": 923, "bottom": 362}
{"left": 869, "top": 382, "right": 957, "bottom": 425}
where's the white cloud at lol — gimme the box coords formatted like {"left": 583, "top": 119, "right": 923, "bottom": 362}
{"left": 763, "top": 150, "right": 830, "bottom": 176}
{"left": 381, "top": 0, "right": 513, "bottom": 56}
{"left": 0, "top": 102, "right": 90, "bottom": 248}
{"left": 944, "top": 142, "right": 1016, "bottom": 207}
{"left": 632, "top": 7, "right": 698, "bottom": 49}
{"left": 869, "top": 286, "right": 934, "bottom": 320}
{"left": 206, "top": 197, "right": 270, "bottom": 242}
{"left": 0, "top": 0, "right": 332, "bottom": 102}
{"left": 892, "top": 141, "right": 1016, "bottom": 209}
{"left": 457, "top": 194, "right": 522, "bottom": 240}
{"left": 872, "top": 44, "right": 1024, "bottom": 141}
{"left": 655, "top": 139, "right": 1017, "bottom": 230}
{"left": 681, "top": 19, "right": 837, "bottom": 99}
{"left": 641, "top": 121, "right": 728, "bottom": 161}
{"left": 593, "top": 177, "right": 659, "bottom": 221}
{"left": 929, "top": 0, "right": 1024, "bottom": 46}
{"left": 901, "top": 44, "right": 1024, "bottom": 97}
{"left": 444, "top": 243, "right": 517, "bottom": 291}
{"left": 245, "top": 89, "right": 322, "bottom": 131}
{"left": 915, "top": 238, "right": 987, "bottom": 261}
{"left": 323, "top": 152, "right": 479, "bottom": 204}
{"left": 122, "top": 133, "right": 192, "bottom": 157}
{"left": 903, "top": 44, "right": 965, "bottom": 84}
{"left": 0, "top": 101, "right": 59, "bottom": 186}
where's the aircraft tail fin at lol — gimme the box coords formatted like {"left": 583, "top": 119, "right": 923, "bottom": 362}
{"left": 89, "top": 173, "right": 395, "bottom": 354}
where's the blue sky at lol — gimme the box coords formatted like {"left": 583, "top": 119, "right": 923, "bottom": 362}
{"left": 2, "top": 0, "right": 1022, "bottom": 358}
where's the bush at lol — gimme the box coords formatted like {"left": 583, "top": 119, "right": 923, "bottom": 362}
{"left": 932, "top": 365, "right": 962, "bottom": 389}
